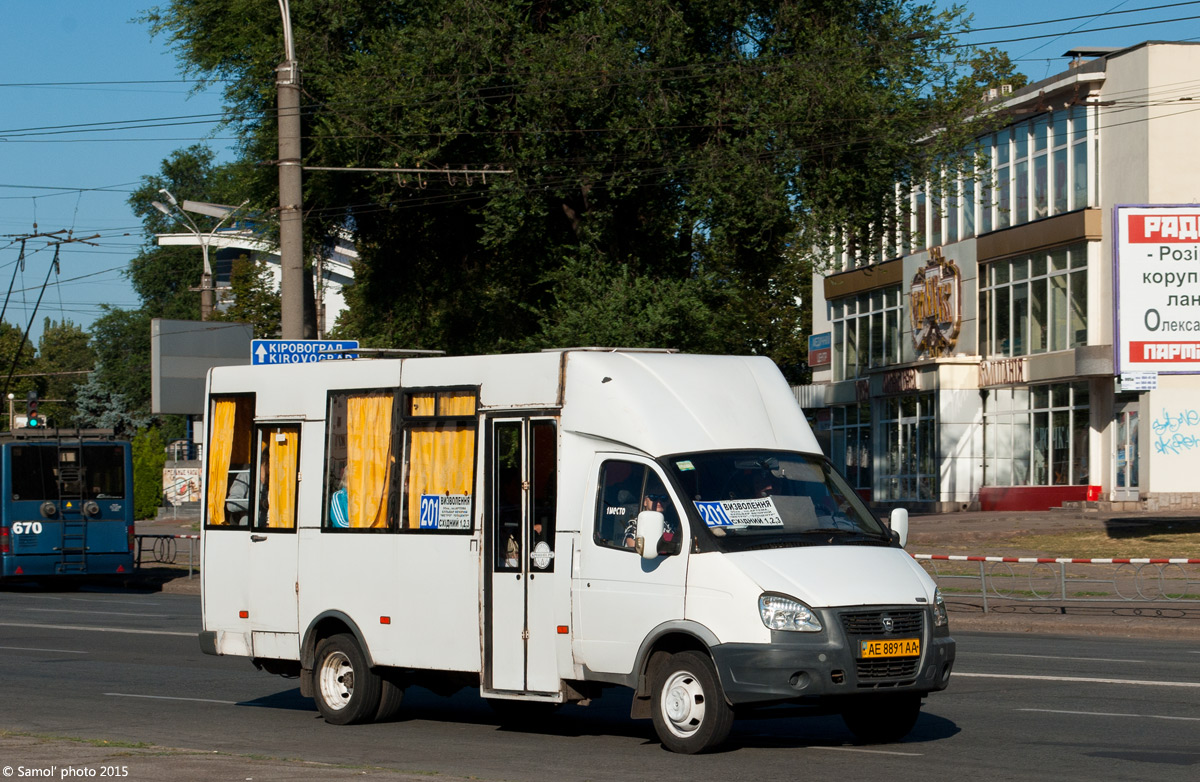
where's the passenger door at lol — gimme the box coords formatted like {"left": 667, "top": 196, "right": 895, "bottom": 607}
{"left": 247, "top": 423, "right": 301, "bottom": 653}
{"left": 487, "top": 417, "right": 559, "bottom": 694}
{"left": 573, "top": 455, "right": 689, "bottom": 675}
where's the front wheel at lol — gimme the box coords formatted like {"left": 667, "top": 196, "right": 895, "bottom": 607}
{"left": 841, "top": 693, "right": 922, "bottom": 744}
{"left": 650, "top": 651, "right": 734, "bottom": 754}
{"left": 312, "top": 633, "right": 382, "bottom": 725}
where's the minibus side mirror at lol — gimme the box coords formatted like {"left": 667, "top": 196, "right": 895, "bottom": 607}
{"left": 635, "top": 511, "right": 666, "bottom": 560}
{"left": 889, "top": 507, "right": 909, "bottom": 548}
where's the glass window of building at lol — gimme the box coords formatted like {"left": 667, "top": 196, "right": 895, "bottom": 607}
{"left": 830, "top": 285, "right": 903, "bottom": 381}
{"left": 880, "top": 393, "right": 937, "bottom": 502}
{"left": 898, "top": 107, "right": 1090, "bottom": 254}
{"left": 978, "top": 243, "right": 1088, "bottom": 357}
{"left": 830, "top": 404, "right": 872, "bottom": 493}
{"left": 984, "top": 382, "right": 1089, "bottom": 486}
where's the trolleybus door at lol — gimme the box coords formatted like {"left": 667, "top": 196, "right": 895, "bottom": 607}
{"left": 487, "top": 417, "right": 559, "bottom": 694}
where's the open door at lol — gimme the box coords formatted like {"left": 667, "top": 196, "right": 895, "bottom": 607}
{"left": 486, "top": 417, "right": 559, "bottom": 694}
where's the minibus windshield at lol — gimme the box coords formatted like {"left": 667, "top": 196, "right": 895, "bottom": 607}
{"left": 664, "top": 451, "right": 890, "bottom": 551}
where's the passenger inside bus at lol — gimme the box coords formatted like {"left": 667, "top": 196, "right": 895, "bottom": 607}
{"left": 329, "top": 466, "right": 349, "bottom": 528}
{"left": 225, "top": 465, "right": 251, "bottom": 525}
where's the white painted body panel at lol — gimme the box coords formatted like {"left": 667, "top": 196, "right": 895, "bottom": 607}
{"left": 203, "top": 350, "right": 921, "bottom": 699}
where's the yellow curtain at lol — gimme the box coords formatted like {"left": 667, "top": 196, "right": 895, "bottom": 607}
{"left": 267, "top": 428, "right": 298, "bottom": 529}
{"left": 438, "top": 392, "right": 477, "bottom": 416}
{"left": 406, "top": 424, "right": 476, "bottom": 528}
{"left": 409, "top": 394, "right": 436, "bottom": 417}
{"left": 206, "top": 398, "right": 237, "bottom": 525}
{"left": 347, "top": 393, "right": 393, "bottom": 528}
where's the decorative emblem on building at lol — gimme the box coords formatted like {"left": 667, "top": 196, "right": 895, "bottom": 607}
{"left": 909, "top": 246, "right": 962, "bottom": 358}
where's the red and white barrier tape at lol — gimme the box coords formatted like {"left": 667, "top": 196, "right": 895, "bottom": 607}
{"left": 914, "top": 554, "right": 1200, "bottom": 565}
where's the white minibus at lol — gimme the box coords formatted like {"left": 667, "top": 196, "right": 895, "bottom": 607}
{"left": 199, "top": 349, "right": 954, "bottom": 753}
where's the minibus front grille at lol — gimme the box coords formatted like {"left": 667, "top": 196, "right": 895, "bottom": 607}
{"left": 840, "top": 610, "right": 924, "bottom": 636}
{"left": 856, "top": 658, "right": 920, "bottom": 683}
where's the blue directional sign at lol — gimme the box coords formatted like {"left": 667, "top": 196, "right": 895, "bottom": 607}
{"left": 251, "top": 339, "right": 359, "bottom": 365}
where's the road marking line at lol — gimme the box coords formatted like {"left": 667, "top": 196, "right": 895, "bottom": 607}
{"left": 1018, "top": 708, "right": 1200, "bottom": 722}
{"left": 956, "top": 672, "right": 1200, "bottom": 688}
{"left": 809, "top": 746, "right": 923, "bottom": 757}
{"left": 20, "top": 608, "right": 169, "bottom": 618}
{"left": 0, "top": 645, "right": 87, "bottom": 654}
{"left": 105, "top": 693, "right": 237, "bottom": 705}
{"left": 978, "top": 653, "right": 1144, "bottom": 663}
{"left": 0, "top": 621, "right": 193, "bottom": 638}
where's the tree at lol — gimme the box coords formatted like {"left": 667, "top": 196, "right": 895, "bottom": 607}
{"left": 0, "top": 320, "right": 40, "bottom": 425}
{"left": 132, "top": 426, "right": 168, "bottom": 520}
{"left": 126, "top": 144, "right": 245, "bottom": 320}
{"left": 148, "top": 1, "right": 1020, "bottom": 372}
{"left": 34, "top": 319, "right": 96, "bottom": 429}
{"left": 210, "top": 255, "right": 281, "bottom": 338}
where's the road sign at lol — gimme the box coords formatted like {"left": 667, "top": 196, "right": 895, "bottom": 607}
{"left": 251, "top": 339, "right": 359, "bottom": 365}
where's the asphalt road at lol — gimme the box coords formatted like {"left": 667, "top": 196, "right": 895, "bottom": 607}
{"left": 0, "top": 587, "right": 1197, "bottom": 781}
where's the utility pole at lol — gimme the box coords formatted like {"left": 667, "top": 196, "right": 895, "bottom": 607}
{"left": 277, "top": 0, "right": 305, "bottom": 339}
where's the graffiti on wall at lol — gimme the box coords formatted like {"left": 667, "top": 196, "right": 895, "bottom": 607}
{"left": 1152, "top": 408, "right": 1200, "bottom": 454}
{"left": 164, "top": 467, "right": 202, "bottom": 505}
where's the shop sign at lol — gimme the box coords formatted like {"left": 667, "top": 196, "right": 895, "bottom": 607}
{"left": 808, "top": 331, "right": 831, "bottom": 367}
{"left": 909, "top": 246, "right": 962, "bottom": 358}
{"left": 979, "top": 357, "right": 1028, "bottom": 387}
{"left": 1114, "top": 205, "right": 1200, "bottom": 374}
{"left": 882, "top": 368, "right": 919, "bottom": 395}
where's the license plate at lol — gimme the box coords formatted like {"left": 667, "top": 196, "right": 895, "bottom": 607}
{"left": 859, "top": 638, "right": 920, "bottom": 658}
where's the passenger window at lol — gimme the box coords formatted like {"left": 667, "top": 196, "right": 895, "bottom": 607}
{"left": 206, "top": 394, "right": 255, "bottom": 528}
{"left": 254, "top": 425, "right": 299, "bottom": 530}
{"left": 594, "top": 461, "right": 680, "bottom": 550}
{"left": 403, "top": 390, "right": 477, "bottom": 531}
{"left": 325, "top": 391, "right": 398, "bottom": 531}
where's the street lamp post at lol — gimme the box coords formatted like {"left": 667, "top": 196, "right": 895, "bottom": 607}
{"left": 152, "top": 191, "right": 249, "bottom": 321}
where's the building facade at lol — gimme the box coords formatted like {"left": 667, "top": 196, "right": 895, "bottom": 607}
{"left": 805, "top": 42, "right": 1200, "bottom": 512}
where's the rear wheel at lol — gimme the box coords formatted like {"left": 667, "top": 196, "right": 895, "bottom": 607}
{"left": 375, "top": 677, "right": 406, "bottom": 722}
{"left": 650, "top": 651, "right": 733, "bottom": 754}
{"left": 841, "top": 693, "right": 922, "bottom": 744}
{"left": 312, "top": 633, "right": 382, "bottom": 725}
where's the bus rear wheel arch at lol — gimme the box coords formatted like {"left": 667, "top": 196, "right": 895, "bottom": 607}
{"left": 312, "top": 633, "right": 382, "bottom": 725}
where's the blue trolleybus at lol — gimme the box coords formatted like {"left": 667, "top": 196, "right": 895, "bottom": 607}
{"left": 0, "top": 430, "right": 135, "bottom": 580}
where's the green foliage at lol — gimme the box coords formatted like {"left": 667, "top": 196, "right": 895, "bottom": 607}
{"left": 150, "top": 0, "right": 1021, "bottom": 369}
{"left": 34, "top": 319, "right": 96, "bottom": 429}
{"left": 88, "top": 307, "right": 153, "bottom": 427}
{"left": 0, "top": 320, "right": 39, "bottom": 418}
{"left": 210, "top": 256, "right": 282, "bottom": 338}
{"left": 132, "top": 426, "right": 168, "bottom": 520}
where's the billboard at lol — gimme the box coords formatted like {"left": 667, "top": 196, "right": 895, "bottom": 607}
{"left": 1115, "top": 206, "right": 1200, "bottom": 374}
{"left": 151, "top": 319, "right": 253, "bottom": 415}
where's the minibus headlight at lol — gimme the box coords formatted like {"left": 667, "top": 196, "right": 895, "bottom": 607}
{"left": 759, "top": 594, "right": 822, "bottom": 633}
{"left": 933, "top": 587, "right": 948, "bottom": 627}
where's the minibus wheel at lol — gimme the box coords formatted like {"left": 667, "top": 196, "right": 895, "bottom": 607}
{"left": 650, "top": 651, "right": 734, "bottom": 754}
{"left": 375, "top": 676, "right": 405, "bottom": 722}
{"left": 841, "top": 693, "right": 921, "bottom": 743}
{"left": 313, "top": 633, "right": 383, "bottom": 725}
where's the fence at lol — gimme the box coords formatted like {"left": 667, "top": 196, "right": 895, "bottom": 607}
{"left": 915, "top": 554, "right": 1200, "bottom": 612}
{"left": 134, "top": 534, "right": 199, "bottom": 579}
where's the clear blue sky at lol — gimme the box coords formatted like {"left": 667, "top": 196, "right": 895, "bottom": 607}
{"left": 2, "top": 2, "right": 1198, "bottom": 346}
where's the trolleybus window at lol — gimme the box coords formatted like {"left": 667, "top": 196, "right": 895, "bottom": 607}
{"left": 9, "top": 445, "right": 127, "bottom": 501}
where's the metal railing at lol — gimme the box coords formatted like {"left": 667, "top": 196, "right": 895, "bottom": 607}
{"left": 134, "top": 534, "right": 198, "bottom": 579}
{"left": 915, "top": 554, "right": 1200, "bottom": 612}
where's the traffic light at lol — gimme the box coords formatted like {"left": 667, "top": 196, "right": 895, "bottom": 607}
{"left": 26, "top": 389, "right": 40, "bottom": 428}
